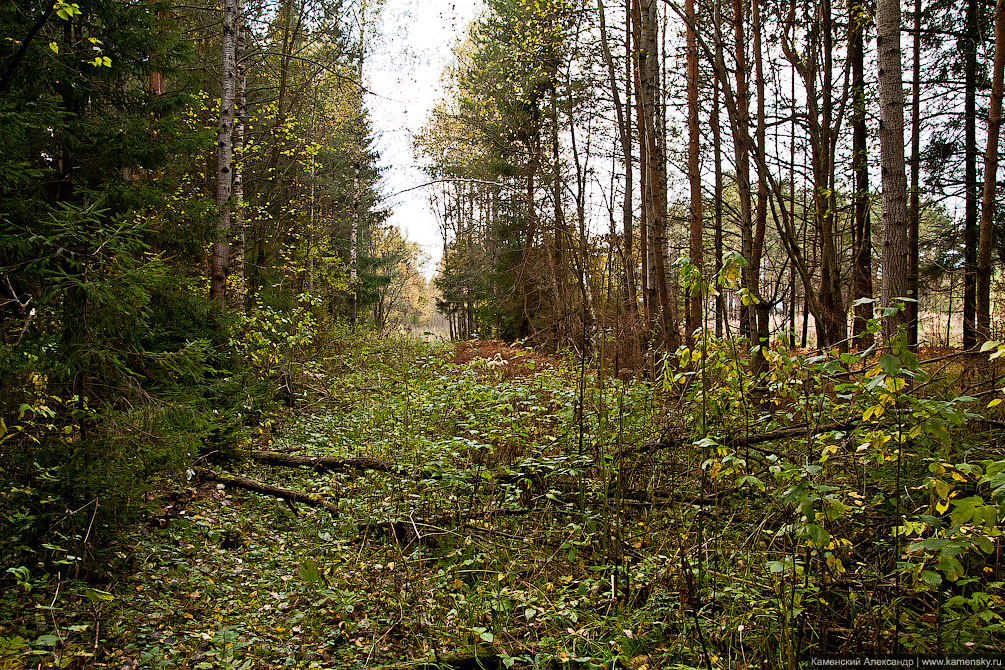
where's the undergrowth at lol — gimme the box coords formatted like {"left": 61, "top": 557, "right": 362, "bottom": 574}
{"left": 2, "top": 330, "right": 1003, "bottom": 669}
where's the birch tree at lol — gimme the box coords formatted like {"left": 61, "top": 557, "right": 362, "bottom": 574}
{"left": 211, "top": 0, "right": 239, "bottom": 305}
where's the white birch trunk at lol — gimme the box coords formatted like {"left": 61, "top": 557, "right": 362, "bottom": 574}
{"left": 211, "top": 0, "right": 239, "bottom": 305}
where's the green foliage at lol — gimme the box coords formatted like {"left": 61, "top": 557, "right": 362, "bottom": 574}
{"left": 0, "top": 202, "right": 271, "bottom": 568}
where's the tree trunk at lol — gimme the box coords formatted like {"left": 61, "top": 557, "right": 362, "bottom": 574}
{"left": 712, "top": 72, "right": 725, "bottom": 339}
{"left": 751, "top": 0, "right": 768, "bottom": 369}
{"left": 230, "top": 8, "right": 247, "bottom": 310}
{"left": 877, "top": 0, "right": 911, "bottom": 340}
{"left": 963, "top": 0, "right": 979, "bottom": 348}
{"left": 637, "top": 0, "right": 672, "bottom": 349}
{"left": 210, "top": 0, "right": 239, "bottom": 305}
{"left": 908, "top": 0, "right": 922, "bottom": 346}
{"left": 732, "top": 0, "right": 754, "bottom": 344}
{"left": 978, "top": 0, "right": 1005, "bottom": 339}
{"left": 351, "top": 170, "right": 359, "bottom": 327}
{"left": 686, "top": 0, "right": 703, "bottom": 341}
{"left": 851, "top": 1, "right": 874, "bottom": 348}
{"left": 597, "top": 0, "right": 637, "bottom": 319}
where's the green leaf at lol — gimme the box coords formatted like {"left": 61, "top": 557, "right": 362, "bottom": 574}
{"left": 84, "top": 588, "right": 114, "bottom": 604}
{"left": 298, "top": 558, "right": 321, "bottom": 584}
{"left": 805, "top": 523, "right": 831, "bottom": 548}
{"left": 949, "top": 496, "right": 983, "bottom": 526}
{"left": 908, "top": 537, "right": 947, "bottom": 553}
{"left": 938, "top": 554, "right": 965, "bottom": 582}
{"left": 879, "top": 353, "right": 901, "bottom": 377}
{"left": 35, "top": 634, "right": 59, "bottom": 647}
{"left": 920, "top": 570, "right": 942, "bottom": 587}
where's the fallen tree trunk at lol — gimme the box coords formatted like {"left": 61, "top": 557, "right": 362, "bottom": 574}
{"left": 620, "top": 418, "right": 860, "bottom": 459}
{"left": 194, "top": 467, "right": 339, "bottom": 516}
{"left": 379, "top": 646, "right": 501, "bottom": 670}
{"left": 244, "top": 450, "right": 392, "bottom": 473}
{"left": 723, "top": 418, "right": 858, "bottom": 449}
{"left": 359, "top": 508, "right": 538, "bottom": 535}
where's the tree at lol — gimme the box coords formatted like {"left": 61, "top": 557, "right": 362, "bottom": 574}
{"left": 685, "top": 0, "right": 703, "bottom": 341}
{"left": 878, "top": 0, "right": 912, "bottom": 339}
{"left": 850, "top": 0, "right": 874, "bottom": 348}
{"left": 211, "top": 0, "right": 239, "bottom": 305}
{"left": 978, "top": 0, "right": 1005, "bottom": 339}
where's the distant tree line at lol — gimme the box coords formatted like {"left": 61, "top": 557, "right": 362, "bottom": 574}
{"left": 421, "top": 0, "right": 1005, "bottom": 359}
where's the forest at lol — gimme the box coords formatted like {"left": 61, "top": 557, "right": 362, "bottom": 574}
{"left": 1, "top": 0, "right": 1005, "bottom": 667}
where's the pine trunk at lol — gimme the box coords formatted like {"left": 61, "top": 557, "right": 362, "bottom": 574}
{"left": 851, "top": 1, "right": 874, "bottom": 348}
{"left": 978, "top": 0, "right": 1005, "bottom": 339}
{"left": 963, "top": 0, "right": 979, "bottom": 348}
{"left": 877, "top": 0, "right": 911, "bottom": 340}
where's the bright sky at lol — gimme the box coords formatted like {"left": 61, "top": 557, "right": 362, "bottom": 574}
{"left": 365, "top": 0, "right": 485, "bottom": 278}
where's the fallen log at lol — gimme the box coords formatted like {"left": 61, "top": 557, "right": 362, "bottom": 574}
{"left": 244, "top": 450, "right": 391, "bottom": 473}
{"left": 359, "top": 507, "right": 538, "bottom": 535}
{"left": 723, "top": 418, "right": 859, "bottom": 449}
{"left": 379, "top": 646, "right": 501, "bottom": 670}
{"left": 619, "top": 418, "right": 860, "bottom": 459}
{"left": 194, "top": 467, "right": 339, "bottom": 516}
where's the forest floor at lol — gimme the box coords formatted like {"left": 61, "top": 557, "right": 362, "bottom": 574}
{"left": 1, "top": 337, "right": 679, "bottom": 669}
{"left": 2, "top": 335, "right": 1003, "bottom": 669}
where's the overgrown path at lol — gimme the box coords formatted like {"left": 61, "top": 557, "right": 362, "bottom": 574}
{"left": 2, "top": 338, "right": 674, "bottom": 668}
{"left": 4, "top": 336, "right": 1004, "bottom": 668}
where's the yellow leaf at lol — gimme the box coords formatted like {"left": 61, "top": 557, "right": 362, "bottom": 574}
{"left": 936, "top": 499, "right": 950, "bottom": 514}
{"left": 49, "top": 42, "right": 58, "bottom": 53}
{"left": 988, "top": 398, "right": 1002, "bottom": 409}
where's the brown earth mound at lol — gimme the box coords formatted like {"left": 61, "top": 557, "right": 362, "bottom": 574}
{"left": 451, "top": 339, "right": 555, "bottom": 379}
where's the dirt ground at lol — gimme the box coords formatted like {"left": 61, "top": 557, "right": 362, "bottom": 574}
{"left": 451, "top": 339, "right": 556, "bottom": 379}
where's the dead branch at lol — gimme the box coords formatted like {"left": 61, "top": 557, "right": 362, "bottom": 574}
{"left": 619, "top": 418, "right": 860, "bottom": 459}
{"left": 358, "top": 508, "right": 539, "bottom": 535}
{"left": 194, "top": 467, "right": 339, "bottom": 516}
{"left": 244, "top": 450, "right": 391, "bottom": 473}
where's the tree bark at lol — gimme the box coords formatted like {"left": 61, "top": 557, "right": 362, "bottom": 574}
{"left": 963, "top": 0, "right": 980, "bottom": 348}
{"left": 712, "top": 72, "right": 725, "bottom": 339}
{"left": 732, "top": 0, "right": 754, "bottom": 344}
{"left": 686, "top": 0, "right": 703, "bottom": 341}
{"left": 230, "top": 9, "right": 247, "bottom": 310}
{"left": 851, "top": 0, "right": 874, "bottom": 348}
{"left": 637, "top": 0, "right": 674, "bottom": 349}
{"left": 979, "top": 0, "right": 1005, "bottom": 339}
{"left": 750, "top": 0, "right": 769, "bottom": 368}
{"left": 878, "top": 0, "right": 911, "bottom": 340}
{"left": 908, "top": 0, "right": 922, "bottom": 346}
{"left": 211, "top": 0, "right": 239, "bottom": 305}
